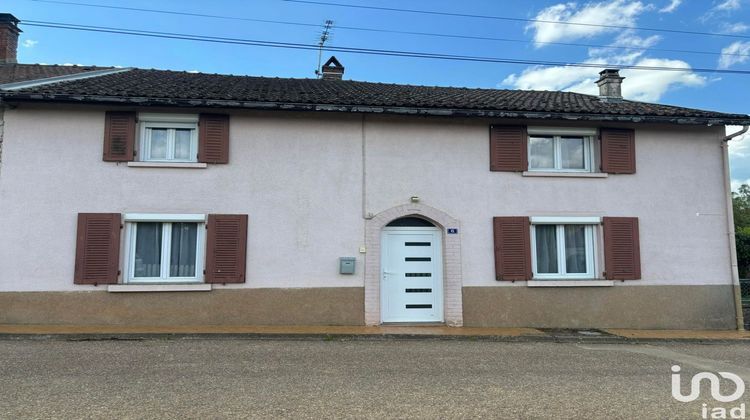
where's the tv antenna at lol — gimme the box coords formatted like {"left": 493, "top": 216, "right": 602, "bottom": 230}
{"left": 315, "top": 20, "right": 334, "bottom": 78}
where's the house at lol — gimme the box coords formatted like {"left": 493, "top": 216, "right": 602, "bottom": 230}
{"left": 1, "top": 13, "right": 748, "bottom": 330}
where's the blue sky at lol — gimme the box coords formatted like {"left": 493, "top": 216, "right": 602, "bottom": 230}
{"left": 5, "top": 0, "right": 750, "bottom": 187}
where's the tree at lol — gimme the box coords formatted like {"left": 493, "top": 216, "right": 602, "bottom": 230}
{"left": 734, "top": 184, "right": 750, "bottom": 278}
{"left": 734, "top": 184, "right": 750, "bottom": 230}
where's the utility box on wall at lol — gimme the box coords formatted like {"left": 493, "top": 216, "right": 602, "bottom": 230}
{"left": 339, "top": 257, "right": 356, "bottom": 274}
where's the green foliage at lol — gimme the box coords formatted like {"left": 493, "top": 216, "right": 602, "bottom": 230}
{"left": 738, "top": 231, "right": 750, "bottom": 279}
{"left": 734, "top": 184, "right": 750, "bottom": 278}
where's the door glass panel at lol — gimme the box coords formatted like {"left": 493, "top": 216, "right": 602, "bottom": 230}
{"left": 560, "top": 137, "right": 585, "bottom": 169}
{"left": 564, "top": 225, "right": 587, "bottom": 274}
{"left": 529, "top": 136, "right": 554, "bottom": 169}
{"left": 170, "top": 222, "right": 197, "bottom": 277}
{"left": 148, "top": 128, "right": 168, "bottom": 160}
{"left": 134, "top": 223, "right": 162, "bottom": 277}
{"left": 535, "top": 225, "right": 558, "bottom": 273}
{"left": 174, "top": 129, "right": 192, "bottom": 160}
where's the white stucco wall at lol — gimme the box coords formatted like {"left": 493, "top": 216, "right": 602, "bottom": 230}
{"left": 362, "top": 116, "right": 731, "bottom": 287}
{"left": 0, "top": 105, "right": 732, "bottom": 291}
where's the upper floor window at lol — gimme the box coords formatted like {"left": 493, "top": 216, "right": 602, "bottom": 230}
{"left": 138, "top": 113, "right": 199, "bottom": 163}
{"left": 103, "top": 111, "right": 230, "bottom": 165}
{"left": 527, "top": 127, "right": 596, "bottom": 172}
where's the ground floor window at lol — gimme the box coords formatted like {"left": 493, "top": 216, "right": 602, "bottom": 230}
{"left": 124, "top": 214, "right": 205, "bottom": 283}
{"left": 530, "top": 217, "right": 598, "bottom": 279}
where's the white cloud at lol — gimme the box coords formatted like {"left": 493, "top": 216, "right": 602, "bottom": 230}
{"left": 618, "top": 59, "right": 705, "bottom": 101}
{"left": 501, "top": 34, "right": 705, "bottom": 102}
{"left": 659, "top": 0, "right": 682, "bottom": 13}
{"left": 728, "top": 126, "right": 750, "bottom": 191}
{"left": 529, "top": 1, "right": 650, "bottom": 45}
{"left": 588, "top": 30, "right": 660, "bottom": 57}
{"left": 718, "top": 41, "right": 750, "bottom": 69}
{"left": 700, "top": 0, "right": 743, "bottom": 23}
{"left": 720, "top": 22, "right": 750, "bottom": 33}
{"left": 729, "top": 126, "right": 750, "bottom": 159}
{"left": 716, "top": 0, "right": 741, "bottom": 11}
{"left": 21, "top": 39, "right": 37, "bottom": 48}
{"left": 501, "top": 65, "right": 595, "bottom": 92}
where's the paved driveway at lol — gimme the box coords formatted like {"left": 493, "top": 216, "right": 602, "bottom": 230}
{"left": 1, "top": 338, "right": 749, "bottom": 419}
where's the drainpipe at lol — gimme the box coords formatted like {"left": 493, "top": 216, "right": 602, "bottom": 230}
{"left": 722, "top": 125, "right": 748, "bottom": 331}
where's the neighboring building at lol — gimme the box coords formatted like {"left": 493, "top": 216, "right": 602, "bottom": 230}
{"left": 1, "top": 13, "right": 749, "bottom": 329}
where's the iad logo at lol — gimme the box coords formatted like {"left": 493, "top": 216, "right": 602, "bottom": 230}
{"left": 671, "top": 365, "right": 746, "bottom": 419}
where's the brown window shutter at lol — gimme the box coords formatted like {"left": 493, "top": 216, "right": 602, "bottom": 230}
{"left": 205, "top": 214, "right": 248, "bottom": 283}
{"left": 490, "top": 125, "right": 528, "bottom": 172}
{"left": 103, "top": 111, "right": 136, "bottom": 162}
{"left": 198, "top": 114, "right": 230, "bottom": 164}
{"left": 601, "top": 128, "right": 635, "bottom": 174}
{"left": 603, "top": 217, "right": 641, "bottom": 280}
{"left": 74, "top": 213, "right": 121, "bottom": 284}
{"left": 493, "top": 217, "right": 532, "bottom": 281}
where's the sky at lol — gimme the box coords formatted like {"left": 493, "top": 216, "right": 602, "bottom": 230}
{"left": 5, "top": 0, "right": 750, "bottom": 188}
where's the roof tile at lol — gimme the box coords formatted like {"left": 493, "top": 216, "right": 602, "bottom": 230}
{"left": 1, "top": 67, "right": 748, "bottom": 124}
{"left": 0, "top": 63, "right": 111, "bottom": 84}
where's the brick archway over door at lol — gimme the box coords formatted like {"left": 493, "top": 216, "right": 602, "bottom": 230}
{"left": 364, "top": 203, "right": 463, "bottom": 326}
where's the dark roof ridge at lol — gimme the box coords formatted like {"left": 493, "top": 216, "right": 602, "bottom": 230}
{"left": 126, "top": 67, "right": 528, "bottom": 93}
{"left": 2, "top": 65, "right": 748, "bottom": 125}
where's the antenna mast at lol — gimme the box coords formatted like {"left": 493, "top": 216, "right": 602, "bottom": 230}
{"left": 315, "top": 20, "right": 334, "bottom": 78}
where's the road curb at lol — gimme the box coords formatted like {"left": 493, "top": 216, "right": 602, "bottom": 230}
{"left": 0, "top": 332, "right": 747, "bottom": 344}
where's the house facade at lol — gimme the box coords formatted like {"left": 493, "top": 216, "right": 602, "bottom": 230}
{"left": 0, "top": 15, "right": 748, "bottom": 330}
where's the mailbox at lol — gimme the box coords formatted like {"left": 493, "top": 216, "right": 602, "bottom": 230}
{"left": 339, "top": 257, "right": 356, "bottom": 274}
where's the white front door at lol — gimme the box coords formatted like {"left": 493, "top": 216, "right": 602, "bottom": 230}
{"left": 381, "top": 227, "right": 443, "bottom": 323}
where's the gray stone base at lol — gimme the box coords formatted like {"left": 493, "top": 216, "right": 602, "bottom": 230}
{"left": 0, "top": 285, "right": 738, "bottom": 329}
{"left": 462, "top": 285, "right": 737, "bottom": 330}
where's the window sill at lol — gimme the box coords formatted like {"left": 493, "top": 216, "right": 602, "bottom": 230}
{"left": 522, "top": 171, "right": 608, "bottom": 178}
{"left": 127, "top": 162, "right": 207, "bottom": 169}
{"left": 107, "top": 284, "right": 212, "bottom": 293}
{"left": 527, "top": 280, "right": 614, "bottom": 287}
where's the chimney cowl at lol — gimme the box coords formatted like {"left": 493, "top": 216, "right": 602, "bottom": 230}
{"left": 320, "top": 56, "right": 344, "bottom": 81}
{"left": 596, "top": 68, "right": 625, "bottom": 101}
{"left": 0, "top": 13, "right": 22, "bottom": 64}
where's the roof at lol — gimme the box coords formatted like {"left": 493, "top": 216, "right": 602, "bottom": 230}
{"left": 0, "top": 64, "right": 111, "bottom": 84}
{"left": 1, "top": 67, "right": 748, "bottom": 125}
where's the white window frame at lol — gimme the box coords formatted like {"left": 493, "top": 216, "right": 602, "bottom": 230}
{"left": 527, "top": 127, "right": 596, "bottom": 173}
{"left": 530, "top": 216, "right": 599, "bottom": 280}
{"left": 138, "top": 113, "right": 199, "bottom": 163}
{"left": 123, "top": 213, "right": 206, "bottom": 284}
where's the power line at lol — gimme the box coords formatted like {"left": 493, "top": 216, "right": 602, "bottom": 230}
{"left": 338, "top": 26, "right": 750, "bottom": 59}
{"left": 21, "top": 20, "right": 750, "bottom": 75}
{"left": 24, "top": 0, "right": 750, "bottom": 59}
{"left": 282, "top": 0, "right": 750, "bottom": 40}
{"left": 28, "top": 0, "right": 321, "bottom": 28}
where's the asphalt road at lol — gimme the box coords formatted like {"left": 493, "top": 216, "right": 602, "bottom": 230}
{"left": 1, "top": 338, "right": 749, "bottom": 419}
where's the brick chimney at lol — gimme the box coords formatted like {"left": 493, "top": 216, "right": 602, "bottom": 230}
{"left": 320, "top": 56, "right": 344, "bottom": 80}
{"left": 596, "top": 69, "right": 624, "bottom": 100}
{"left": 0, "top": 13, "right": 21, "bottom": 64}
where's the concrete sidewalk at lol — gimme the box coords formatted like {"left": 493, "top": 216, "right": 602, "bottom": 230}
{"left": 0, "top": 324, "right": 749, "bottom": 342}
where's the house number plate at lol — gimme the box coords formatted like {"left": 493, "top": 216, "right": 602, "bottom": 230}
{"left": 447, "top": 228, "right": 458, "bottom": 234}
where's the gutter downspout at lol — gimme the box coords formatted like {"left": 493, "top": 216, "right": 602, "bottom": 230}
{"left": 0, "top": 99, "right": 5, "bottom": 177}
{"left": 722, "top": 125, "right": 748, "bottom": 331}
